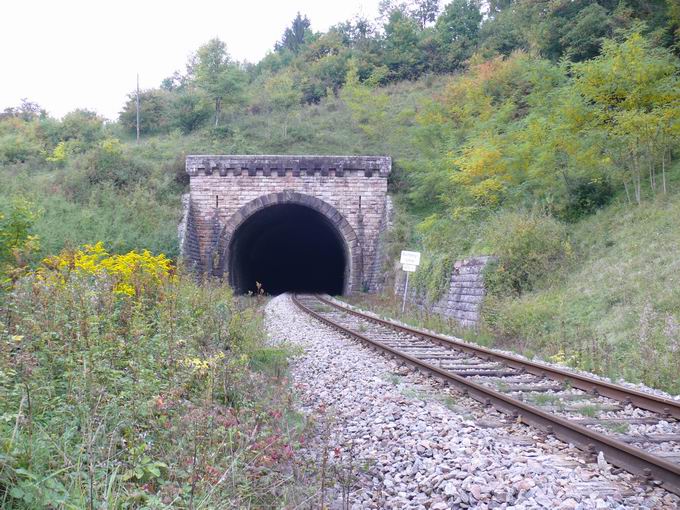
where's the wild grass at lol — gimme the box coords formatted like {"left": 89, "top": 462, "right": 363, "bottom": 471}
{"left": 0, "top": 258, "right": 311, "bottom": 508}
{"left": 485, "top": 182, "right": 680, "bottom": 394}
{"left": 531, "top": 394, "right": 561, "bottom": 406}
{"left": 341, "top": 292, "right": 495, "bottom": 349}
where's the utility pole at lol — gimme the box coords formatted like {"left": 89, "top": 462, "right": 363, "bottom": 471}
{"left": 136, "top": 73, "right": 140, "bottom": 144}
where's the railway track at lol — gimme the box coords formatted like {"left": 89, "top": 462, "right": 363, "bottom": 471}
{"left": 292, "top": 293, "right": 680, "bottom": 496}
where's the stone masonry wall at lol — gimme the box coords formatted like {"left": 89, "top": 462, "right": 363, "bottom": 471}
{"left": 395, "top": 256, "right": 495, "bottom": 328}
{"left": 178, "top": 194, "right": 202, "bottom": 272}
{"left": 367, "top": 195, "right": 393, "bottom": 293}
{"left": 183, "top": 155, "right": 391, "bottom": 293}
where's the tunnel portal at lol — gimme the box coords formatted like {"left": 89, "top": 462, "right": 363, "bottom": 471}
{"left": 229, "top": 204, "right": 347, "bottom": 295}
{"left": 182, "top": 155, "right": 392, "bottom": 294}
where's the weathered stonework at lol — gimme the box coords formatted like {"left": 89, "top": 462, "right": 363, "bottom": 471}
{"left": 395, "top": 256, "right": 495, "bottom": 328}
{"left": 182, "top": 155, "right": 391, "bottom": 293}
{"left": 367, "top": 195, "right": 394, "bottom": 293}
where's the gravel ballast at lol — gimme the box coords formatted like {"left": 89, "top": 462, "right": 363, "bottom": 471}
{"left": 266, "top": 294, "right": 679, "bottom": 509}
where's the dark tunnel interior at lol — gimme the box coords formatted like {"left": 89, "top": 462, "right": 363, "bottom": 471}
{"left": 229, "top": 204, "right": 347, "bottom": 295}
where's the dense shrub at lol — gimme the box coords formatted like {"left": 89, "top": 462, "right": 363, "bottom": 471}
{"left": 0, "top": 198, "right": 40, "bottom": 287}
{"left": 0, "top": 245, "right": 305, "bottom": 508}
{"left": 58, "top": 109, "right": 105, "bottom": 145}
{"left": 63, "top": 139, "right": 152, "bottom": 200}
{"left": 83, "top": 138, "right": 151, "bottom": 187}
{"left": 483, "top": 211, "right": 572, "bottom": 296}
{"left": 556, "top": 176, "right": 614, "bottom": 222}
{"left": 0, "top": 133, "right": 43, "bottom": 164}
{"left": 119, "top": 89, "right": 173, "bottom": 135}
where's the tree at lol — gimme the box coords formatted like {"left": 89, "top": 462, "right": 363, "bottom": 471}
{"left": 383, "top": 9, "right": 426, "bottom": 80}
{"left": 486, "top": 0, "right": 514, "bottom": 16}
{"left": 275, "top": 13, "right": 311, "bottom": 54}
{"left": 573, "top": 31, "right": 680, "bottom": 203}
{"left": 58, "top": 109, "right": 105, "bottom": 149}
{"left": 0, "top": 99, "right": 47, "bottom": 121}
{"left": 558, "top": 3, "right": 611, "bottom": 61}
{"left": 195, "top": 38, "right": 245, "bottom": 127}
{"left": 340, "top": 60, "right": 390, "bottom": 139}
{"left": 171, "top": 90, "right": 212, "bottom": 134}
{"left": 263, "top": 71, "right": 302, "bottom": 137}
{"left": 412, "top": 0, "right": 441, "bottom": 29}
{"left": 435, "top": 0, "right": 482, "bottom": 71}
{"left": 298, "top": 30, "right": 351, "bottom": 101}
{"left": 119, "top": 89, "right": 172, "bottom": 135}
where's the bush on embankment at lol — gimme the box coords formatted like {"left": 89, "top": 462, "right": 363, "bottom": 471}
{"left": 0, "top": 243, "right": 305, "bottom": 508}
{"left": 483, "top": 190, "right": 680, "bottom": 394}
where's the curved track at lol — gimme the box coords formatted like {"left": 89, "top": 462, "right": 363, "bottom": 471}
{"left": 292, "top": 293, "right": 680, "bottom": 495}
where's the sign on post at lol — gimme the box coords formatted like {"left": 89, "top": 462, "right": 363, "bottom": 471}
{"left": 400, "top": 250, "right": 421, "bottom": 266}
{"left": 400, "top": 250, "right": 421, "bottom": 313}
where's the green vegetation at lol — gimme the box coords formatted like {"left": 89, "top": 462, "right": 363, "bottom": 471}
{"left": 485, "top": 190, "right": 680, "bottom": 392}
{"left": 1, "top": 2, "right": 680, "bottom": 504}
{"left": 0, "top": 244, "right": 309, "bottom": 508}
{"left": 530, "top": 394, "right": 562, "bottom": 407}
{"left": 576, "top": 404, "right": 601, "bottom": 418}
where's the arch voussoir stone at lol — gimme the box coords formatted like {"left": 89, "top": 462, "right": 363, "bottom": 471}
{"left": 217, "top": 192, "right": 362, "bottom": 293}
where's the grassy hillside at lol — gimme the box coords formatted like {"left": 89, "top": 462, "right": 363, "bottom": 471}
{"left": 484, "top": 174, "right": 680, "bottom": 393}
{"left": 0, "top": 77, "right": 446, "bottom": 260}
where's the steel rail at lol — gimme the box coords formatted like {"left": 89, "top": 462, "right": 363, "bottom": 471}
{"left": 292, "top": 293, "right": 680, "bottom": 496}
{"left": 313, "top": 294, "right": 680, "bottom": 421}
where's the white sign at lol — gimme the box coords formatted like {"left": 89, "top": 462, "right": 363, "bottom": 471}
{"left": 400, "top": 250, "right": 421, "bottom": 266}
{"left": 402, "top": 263, "right": 417, "bottom": 272}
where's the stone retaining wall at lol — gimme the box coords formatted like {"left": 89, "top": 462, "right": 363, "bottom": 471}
{"left": 367, "top": 195, "right": 393, "bottom": 293}
{"left": 395, "top": 256, "right": 495, "bottom": 328}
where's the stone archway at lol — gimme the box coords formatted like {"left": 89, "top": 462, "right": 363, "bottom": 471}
{"left": 215, "top": 191, "right": 362, "bottom": 294}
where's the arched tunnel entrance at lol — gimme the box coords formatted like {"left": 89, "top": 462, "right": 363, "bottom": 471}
{"left": 228, "top": 204, "right": 348, "bottom": 295}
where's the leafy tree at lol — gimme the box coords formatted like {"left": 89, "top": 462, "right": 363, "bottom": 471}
{"left": 334, "top": 16, "right": 376, "bottom": 47}
{"left": 668, "top": 0, "right": 680, "bottom": 49}
{"left": 383, "top": 10, "right": 426, "bottom": 80}
{"left": 435, "top": 0, "right": 482, "bottom": 71}
{"left": 295, "top": 30, "right": 352, "bottom": 102}
{"left": 0, "top": 99, "right": 46, "bottom": 121}
{"left": 559, "top": 3, "right": 612, "bottom": 61}
{"left": 340, "top": 60, "right": 390, "bottom": 139}
{"left": 573, "top": 31, "right": 680, "bottom": 203}
{"left": 452, "top": 132, "right": 511, "bottom": 207}
{"left": 478, "top": 0, "right": 676, "bottom": 62}
{"left": 119, "top": 89, "right": 172, "bottom": 135}
{"left": 486, "top": 0, "right": 514, "bottom": 16}
{"left": 477, "top": 2, "right": 526, "bottom": 57}
{"left": 263, "top": 71, "right": 302, "bottom": 137}
{"left": 411, "top": 0, "right": 441, "bottom": 28}
{"left": 171, "top": 90, "right": 212, "bottom": 133}
{"left": 59, "top": 109, "right": 105, "bottom": 145}
{"left": 195, "top": 38, "right": 246, "bottom": 126}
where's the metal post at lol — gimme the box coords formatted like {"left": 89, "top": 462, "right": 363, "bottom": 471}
{"left": 402, "top": 271, "right": 409, "bottom": 314}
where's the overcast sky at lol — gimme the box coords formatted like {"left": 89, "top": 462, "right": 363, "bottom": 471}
{"left": 1, "top": 0, "right": 380, "bottom": 120}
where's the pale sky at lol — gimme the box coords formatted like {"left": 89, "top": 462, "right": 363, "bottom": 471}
{"left": 1, "top": 0, "right": 380, "bottom": 120}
